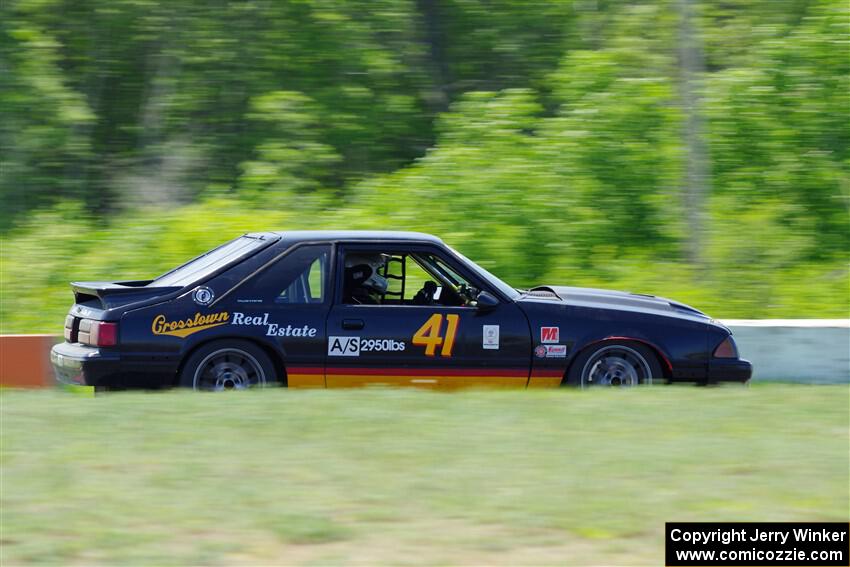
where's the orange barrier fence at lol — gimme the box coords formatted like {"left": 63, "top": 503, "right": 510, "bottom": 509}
{"left": 0, "top": 335, "right": 59, "bottom": 388}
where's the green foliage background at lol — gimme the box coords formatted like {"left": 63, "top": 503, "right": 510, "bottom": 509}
{"left": 1, "top": 0, "right": 848, "bottom": 332}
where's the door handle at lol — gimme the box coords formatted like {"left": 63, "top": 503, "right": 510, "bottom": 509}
{"left": 342, "top": 319, "right": 365, "bottom": 330}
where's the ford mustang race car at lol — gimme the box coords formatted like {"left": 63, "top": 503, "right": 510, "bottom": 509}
{"left": 51, "top": 231, "right": 751, "bottom": 390}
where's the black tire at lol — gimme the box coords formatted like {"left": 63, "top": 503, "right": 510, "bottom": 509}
{"left": 179, "top": 339, "right": 276, "bottom": 391}
{"left": 565, "top": 340, "right": 662, "bottom": 387}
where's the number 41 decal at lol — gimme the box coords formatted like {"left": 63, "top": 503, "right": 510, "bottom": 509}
{"left": 412, "top": 313, "right": 460, "bottom": 357}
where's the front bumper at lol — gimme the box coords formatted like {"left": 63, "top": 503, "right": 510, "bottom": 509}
{"left": 708, "top": 358, "right": 752, "bottom": 383}
{"left": 51, "top": 342, "right": 121, "bottom": 387}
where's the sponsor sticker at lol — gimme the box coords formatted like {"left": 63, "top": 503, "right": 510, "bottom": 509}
{"left": 231, "top": 312, "right": 318, "bottom": 337}
{"left": 232, "top": 312, "right": 270, "bottom": 326}
{"left": 266, "top": 323, "right": 318, "bottom": 337}
{"left": 192, "top": 286, "right": 214, "bottom": 306}
{"left": 152, "top": 312, "right": 230, "bottom": 338}
{"left": 534, "top": 345, "right": 547, "bottom": 358}
{"left": 482, "top": 325, "right": 500, "bottom": 350}
{"left": 329, "top": 336, "right": 360, "bottom": 356}
{"left": 545, "top": 344, "right": 567, "bottom": 358}
{"left": 328, "top": 336, "right": 406, "bottom": 356}
{"left": 540, "top": 326, "right": 560, "bottom": 344}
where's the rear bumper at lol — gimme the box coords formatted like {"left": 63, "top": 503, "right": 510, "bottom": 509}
{"left": 708, "top": 358, "right": 752, "bottom": 383}
{"left": 50, "top": 342, "right": 121, "bottom": 387}
{"left": 51, "top": 342, "right": 180, "bottom": 388}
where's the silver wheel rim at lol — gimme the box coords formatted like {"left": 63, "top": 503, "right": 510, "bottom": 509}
{"left": 581, "top": 345, "right": 653, "bottom": 388}
{"left": 192, "top": 348, "right": 266, "bottom": 391}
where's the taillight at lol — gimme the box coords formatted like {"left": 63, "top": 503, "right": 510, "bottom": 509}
{"left": 64, "top": 315, "right": 77, "bottom": 342}
{"left": 89, "top": 321, "right": 118, "bottom": 347}
{"left": 713, "top": 336, "right": 738, "bottom": 358}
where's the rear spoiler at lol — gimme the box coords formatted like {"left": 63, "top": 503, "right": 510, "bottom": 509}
{"left": 71, "top": 281, "right": 182, "bottom": 309}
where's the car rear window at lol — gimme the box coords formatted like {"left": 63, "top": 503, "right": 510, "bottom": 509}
{"left": 151, "top": 236, "right": 267, "bottom": 287}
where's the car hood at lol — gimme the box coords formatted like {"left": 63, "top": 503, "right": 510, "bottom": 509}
{"left": 518, "top": 285, "right": 711, "bottom": 323}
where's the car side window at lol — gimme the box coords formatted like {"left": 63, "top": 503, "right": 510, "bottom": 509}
{"left": 341, "top": 248, "right": 478, "bottom": 307}
{"left": 279, "top": 253, "right": 329, "bottom": 304}
{"left": 403, "top": 258, "right": 437, "bottom": 303}
{"left": 237, "top": 245, "right": 330, "bottom": 305}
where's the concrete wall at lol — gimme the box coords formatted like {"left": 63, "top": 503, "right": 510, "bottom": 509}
{"left": 1, "top": 321, "right": 848, "bottom": 387}
{"left": 723, "top": 320, "right": 849, "bottom": 384}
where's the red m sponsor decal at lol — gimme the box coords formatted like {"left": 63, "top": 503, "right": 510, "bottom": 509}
{"left": 540, "top": 326, "right": 559, "bottom": 343}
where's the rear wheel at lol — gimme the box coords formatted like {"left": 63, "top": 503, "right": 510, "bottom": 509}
{"left": 566, "top": 341, "right": 661, "bottom": 388}
{"left": 179, "top": 339, "right": 275, "bottom": 391}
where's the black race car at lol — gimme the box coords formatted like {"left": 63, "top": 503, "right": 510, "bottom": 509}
{"left": 51, "top": 231, "right": 751, "bottom": 390}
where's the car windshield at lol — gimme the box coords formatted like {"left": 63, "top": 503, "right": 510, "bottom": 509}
{"left": 447, "top": 247, "right": 520, "bottom": 300}
{"left": 151, "top": 236, "right": 267, "bottom": 287}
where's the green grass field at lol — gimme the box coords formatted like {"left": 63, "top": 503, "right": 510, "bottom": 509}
{"left": 1, "top": 385, "right": 848, "bottom": 566}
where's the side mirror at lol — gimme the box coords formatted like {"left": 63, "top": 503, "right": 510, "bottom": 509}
{"left": 475, "top": 290, "right": 499, "bottom": 312}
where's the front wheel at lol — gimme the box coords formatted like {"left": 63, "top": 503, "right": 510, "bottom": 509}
{"left": 566, "top": 341, "right": 661, "bottom": 387}
{"left": 179, "top": 339, "right": 275, "bottom": 391}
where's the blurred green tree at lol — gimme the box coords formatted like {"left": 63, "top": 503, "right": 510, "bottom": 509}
{"left": 0, "top": 0, "right": 847, "bottom": 330}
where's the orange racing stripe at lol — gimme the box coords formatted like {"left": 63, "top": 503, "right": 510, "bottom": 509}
{"left": 286, "top": 365, "right": 564, "bottom": 389}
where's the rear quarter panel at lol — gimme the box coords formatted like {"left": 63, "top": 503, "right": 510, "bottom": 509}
{"left": 116, "top": 243, "right": 290, "bottom": 385}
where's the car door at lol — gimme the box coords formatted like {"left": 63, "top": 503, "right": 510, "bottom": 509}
{"left": 227, "top": 243, "right": 332, "bottom": 388}
{"left": 325, "top": 243, "right": 532, "bottom": 388}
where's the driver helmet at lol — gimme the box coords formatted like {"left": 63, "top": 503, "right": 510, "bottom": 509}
{"left": 345, "top": 254, "right": 389, "bottom": 295}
